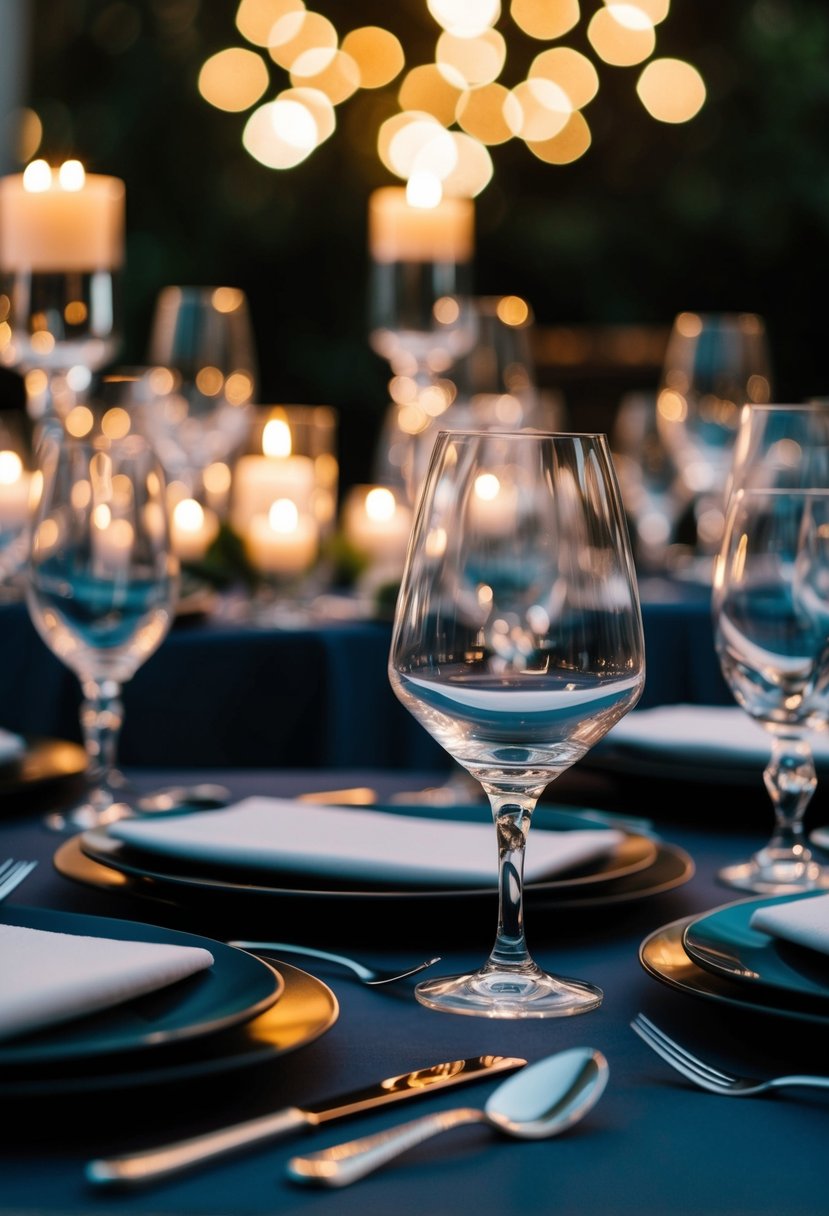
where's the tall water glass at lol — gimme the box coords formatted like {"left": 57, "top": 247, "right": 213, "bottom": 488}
{"left": 389, "top": 431, "right": 645, "bottom": 1017}
{"left": 26, "top": 427, "right": 178, "bottom": 831}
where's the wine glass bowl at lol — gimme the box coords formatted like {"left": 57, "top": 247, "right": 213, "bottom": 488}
{"left": 389, "top": 430, "right": 645, "bottom": 1017}
{"left": 26, "top": 424, "right": 178, "bottom": 831}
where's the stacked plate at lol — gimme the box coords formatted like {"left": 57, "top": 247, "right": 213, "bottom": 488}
{"left": 54, "top": 796, "right": 694, "bottom": 920}
{"left": 0, "top": 906, "right": 338, "bottom": 1099}
{"left": 639, "top": 893, "right": 829, "bottom": 1026}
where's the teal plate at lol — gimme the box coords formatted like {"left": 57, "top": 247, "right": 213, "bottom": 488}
{"left": 0, "top": 906, "right": 283, "bottom": 1066}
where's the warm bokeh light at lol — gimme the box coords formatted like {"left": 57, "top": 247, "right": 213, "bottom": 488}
{"left": 173, "top": 498, "right": 206, "bottom": 534}
{"left": 268, "top": 11, "right": 337, "bottom": 71}
{"left": 456, "top": 83, "right": 516, "bottom": 145}
{"left": 195, "top": 366, "right": 224, "bottom": 396}
{"left": 212, "top": 286, "right": 245, "bottom": 313}
{"left": 496, "top": 295, "right": 531, "bottom": 326}
{"left": 508, "top": 79, "right": 572, "bottom": 140}
{"left": 380, "top": 113, "right": 449, "bottom": 179}
{"left": 436, "top": 30, "right": 507, "bottom": 88}
{"left": 22, "top": 159, "right": 51, "bottom": 192}
{"left": 243, "top": 97, "right": 318, "bottom": 168}
{"left": 511, "top": 0, "right": 580, "bottom": 40}
{"left": 58, "top": 159, "right": 85, "bottom": 190}
{"left": 290, "top": 48, "right": 360, "bottom": 105}
{"left": 269, "top": 497, "right": 300, "bottom": 531}
{"left": 198, "top": 47, "right": 270, "bottom": 112}
{"left": 365, "top": 486, "right": 397, "bottom": 522}
{"left": 428, "top": 0, "right": 501, "bottom": 38}
{"left": 612, "top": 0, "right": 669, "bottom": 21}
{"left": 64, "top": 300, "right": 88, "bottom": 325}
{"left": 588, "top": 5, "right": 655, "bottom": 65}
{"left": 225, "top": 371, "right": 255, "bottom": 404}
{"left": 636, "top": 57, "right": 706, "bottom": 122}
{"left": 399, "top": 65, "right": 462, "bottom": 126}
{"left": 0, "top": 451, "right": 23, "bottom": 484}
{"left": 263, "top": 417, "right": 292, "bottom": 456}
{"left": 203, "top": 462, "right": 233, "bottom": 495}
{"left": 16, "top": 108, "right": 42, "bottom": 163}
{"left": 101, "top": 407, "right": 131, "bottom": 439}
{"left": 341, "top": 26, "right": 404, "bottom": 88}
{"left": 529, "top": 47, "right": 599, "bottom": 109}
{"left": 526, "top": 110, "right": 592, "bottom": 163}
{"left": 440, "top": 132, "right": 493, "bottom": 197}
{"left": 406, "top": 171, "right": 443, "bottom": 207}
{"left": 235, "top": 0, "right": 305, "bottom": 47}
{"left": 66, "top": 405, "right": 94, "bottom": 437}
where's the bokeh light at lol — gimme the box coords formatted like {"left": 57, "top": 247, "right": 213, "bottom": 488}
{"left": 341, "top": 27, "right": 404, "bottom": 88}
{"left": 636, "top": 57, "right": 706, "bottom": 123}
{"left": 198, "top": 47, "right": 270, "bottom": 111}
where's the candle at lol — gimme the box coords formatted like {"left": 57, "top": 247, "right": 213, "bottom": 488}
{"left": 468, "top": 472, "right": 518, "bottom": 536}
{"left": 0, "top": 159, "right": 125, "bottom": 272}
{"left": 0, "top": 450, "right": 31, "bottom": 532}
{"left": 232, "top": 417, "right": 316, "bottom": 532}
{"left": 368, "top": 186, "right": 474, "bottom": 263}
{"left": 246, "top": 498, "right": 318, "bottom": 577}
{"left": 342, "top": 485, "right": 412, "bottom": 568}
{"left": 91, "top": 505, "right": 133, "bottom": 576}
{"left": 170, "top": 498, "right": 219, "bottom": 562}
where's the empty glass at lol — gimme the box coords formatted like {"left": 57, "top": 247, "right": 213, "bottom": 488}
{"left": 26, "top": 425, "right": 178, "bottom": 831}
{"left": 389, "top": 430, "right": 645, "bottom": 1017}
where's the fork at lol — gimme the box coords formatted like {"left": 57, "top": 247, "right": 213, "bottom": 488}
{"left": 631, "top": 1012, "right": 829, "bottom": 1097}
{"left": 0, "top": 858, "right": 38, "bottom": 902}
{"left": 226, "top": 941, "right": 441, "bottom": 986}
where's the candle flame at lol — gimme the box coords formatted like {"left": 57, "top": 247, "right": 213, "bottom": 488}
{"left": 263, "top": 418, "right": 292, "bottom": 457}
{"left": 173, "top": 498, "right": 205, "bottom": 534}
{"left": 22, "top": 160, "right": 52, "bottom": 192}
{"left": 269, "top": 498, "right": 299, "bottom": 532}
{"left": 0, "top": 451, "right": 23, "bottom": 485}
{"left": 58, "top": 160, "right": 86, "bottom": 191}
{"left": 474, "top": 472, "right": 501, "bottom": 501}
{"left": 406, "top": 171, "right": 443, "bottom": 208}
{"left": 365, "top": 486, "right": 396, "bottom": 522}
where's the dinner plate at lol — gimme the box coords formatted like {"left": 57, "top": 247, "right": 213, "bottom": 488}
{"left": 639, "top": 915, "right": 829, "bottom": 1026}
{"left": 682, "top": 894, "right": 829, "bottom": 1003}
{"left": 0, "top": 736, "right": 86, "bottom": 799}
{"left": 0, "top": 961, "right": 337, "bottom": 1098}
{"left": 0, "top": 906, "right": 283, "bottom": 1066}
{"left": 54, "top": 833, "right": 694, "bottom": 912}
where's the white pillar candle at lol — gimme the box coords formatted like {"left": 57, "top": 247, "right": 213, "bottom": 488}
{"left": 0, "top": 160, "right": 125, "bottom": 272}
{"left": 468, "top": 472, "right": 518, "bottom": 537}
{"left": 170, "top": 498, "right": 219, "bottom": 562}
{"left": 0, "top": 450, "right": 31, "bottom": 531}
{"left": 246, "top": 498, "right": 318, "bottom": 577}
{"left": 369, "top": 186, "right": 474, "bottom": 263}
{"left": 232, "top": 417, "right": 317, "bottom": 532}
{"left": 343, "top": 485, "right": 412, "bottom": 567}
{"left": 91, "top": 507, "right": 134, "bottom": 577}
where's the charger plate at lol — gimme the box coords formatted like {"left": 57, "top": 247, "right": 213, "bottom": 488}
{"left": 639, "top": 915, "right": 829, "bottom": 1026}
{"left": 0, "top": 960, "right": 337, "bottom": 1098}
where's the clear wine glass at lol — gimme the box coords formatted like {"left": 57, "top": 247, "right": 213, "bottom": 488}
{"left": 389, "top": 430, "right": 646, "bottom": 1017}
{"left": 0, "top": 409, "right": 34, "bottom": 597}
{"left": 712, "top": 485, "right": 829, "bottom": 893}
{"left": 144, "top": 285, "right": 257, "bottom": 496}
{"left": 26, "top": 424, "right": 178, "bottom": 831}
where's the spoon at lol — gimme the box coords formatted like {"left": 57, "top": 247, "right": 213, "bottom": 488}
{"left": 286, "top": 1046, "right": 608, "bottom": 1188}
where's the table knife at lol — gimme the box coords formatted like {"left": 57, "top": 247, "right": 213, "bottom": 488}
{"left": 85, "top": 1054, "right": 526, "bottom": 1188}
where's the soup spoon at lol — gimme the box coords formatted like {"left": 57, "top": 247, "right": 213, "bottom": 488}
{"left": 286, "top": 1046, "right": 608, "bottom": 1187}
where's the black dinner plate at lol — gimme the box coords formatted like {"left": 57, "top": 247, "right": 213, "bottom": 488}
{"left": 682, "top": 894, "right": 829, "bottom": 1004}
{"left": 0, "top": 906, "right": 283, "bottom": 1066}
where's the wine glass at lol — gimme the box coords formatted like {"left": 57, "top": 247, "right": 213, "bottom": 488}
{"left": 144, "top": 285, "right": 257, "bottom": 496}
{"left": 727, "top": 402, "right": 829, "bottom": 501}
{"left": 26, "top": 424, "right": 178, "bottom": 831}
{"left": 0, "top": 409, "right": 34, "bottom": 597}
{"left": 712, "top": 485, "right": 829, "bottom": 893}
{"left": 389, "top": 430, "right": 646, "bottom": 1017}
{"left": 656, "top": 311, "right": 773, "bottom": 560}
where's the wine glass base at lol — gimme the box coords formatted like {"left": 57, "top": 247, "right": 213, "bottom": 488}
{"left": 414, "top": 966, "right": 603, "bottom": 1019}
{"left": 717, "top": 856, "right": 829, "bottom": 896}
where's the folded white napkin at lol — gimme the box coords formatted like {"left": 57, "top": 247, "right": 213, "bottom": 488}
{"left": 0, "top": 727, "right": 25, "bottom": 765}
{"left": 109, "top": 797, "right": 624, "bottom": 888}
{"left": 749, "top": 894, "right": 829, "bottom": 957}
{"left": 0, "top": 923, "right": 214, "bottom": 1043}
{"left": 604, "top": 704, "right": 829, "bottom": 765}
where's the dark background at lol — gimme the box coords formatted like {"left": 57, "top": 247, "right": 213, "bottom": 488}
{"left": 7, "top": 0, "right": 829, "bottom": 491}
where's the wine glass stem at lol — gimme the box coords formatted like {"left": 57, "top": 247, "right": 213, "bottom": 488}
{"left": 482, "top": 788, "right": 541, "bottom": 970}
{"left": 80, "top": 678, "right": 125, "bottom": 801}
{"left": 762, "top": 735, "right": 817, "bottom": 855}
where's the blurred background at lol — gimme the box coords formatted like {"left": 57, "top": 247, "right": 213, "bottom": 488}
{"left": 1, "top": 0, "right": 828, "bottom": 494}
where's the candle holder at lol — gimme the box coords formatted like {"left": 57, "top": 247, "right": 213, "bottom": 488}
{"left": 0, "top": 162, "right": 125, "bottom": 438}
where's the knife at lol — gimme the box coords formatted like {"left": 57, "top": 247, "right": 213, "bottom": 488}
{"left": 85, "top": 1054, "right": 526, "bottom": 1188}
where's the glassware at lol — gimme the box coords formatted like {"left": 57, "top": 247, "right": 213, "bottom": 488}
{"left": 389, "top": 430, "right": 646, "bottom": 1017}
{"left": 144, "top": 285, "right": 258, "bottom": 497}
{"left": 0, "top": 409, "right": 34, "bottom": 596}
{"left": 26, "top": 424, "right": 178, "bottom": 831}
{"left": 712, "top": 485, "right": 829, "bottom": 894}
{"left": 656, "top": 311, "right": 773, "bottom": 559}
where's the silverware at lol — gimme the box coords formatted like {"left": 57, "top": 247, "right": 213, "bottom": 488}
{"left": 0, "top": 858, "right": 37, "bottom": 902}
{"left": 287, "top": 1047, "right": 609, "bottom": 1188}
{"left": 226, "top": 941, "right": 441, "bottom": 985}
{"left": 631, "top": 1012, "right": 829, "bottom": 1096}
{"left": 85, "top": 1054, "right": 526, "bottom": 1187}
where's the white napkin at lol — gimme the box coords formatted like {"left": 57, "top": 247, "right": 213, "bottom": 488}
{"left": 108, "top": 797, "right": 624, "bottom": 888}
{"left": 0, "top": 727, "right": 25, "bottom": 765}
{"left": 603, "top": 704, "right": 829, "bottom": 765}
{"left": 749, "top": 894, "right": 829, "bottom": 957}
{"left": 0, "top": 923, "right": 214, "bottom": 1043}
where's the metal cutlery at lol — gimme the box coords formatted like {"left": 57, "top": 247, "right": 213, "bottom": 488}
{"left": 0, "top": 858, "right": 37, "bottom": 902}
{"left": 86, "top": 1054, "right": 526, "bottom": 1187}
{"left": 226, "top": 941, "right": 441, "bottom": 985}
{"left": 631, "top": 1012, "right": 829, "bottom": 1096}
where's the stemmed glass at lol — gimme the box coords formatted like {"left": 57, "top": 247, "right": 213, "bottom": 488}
{"left": 26, "top": 424, "right": 178, "bottom": 831}
{"left": 389, "top": 430, "right": 645, "bottom": 1017}
{"left": 0, "top": 409, "right": 34, "bottom": 597}
{"left": 712, "top": 485, "right": 829, "bottom": 893}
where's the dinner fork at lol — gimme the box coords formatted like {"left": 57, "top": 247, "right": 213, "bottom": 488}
{"left": 0, "top": 858, "right": 38, "bottom": 902}
{"left": 227, "top": 941, "right": 441, "bottom": 986}
{"left": 631, "top": 1012, "right": 829, "bottom": 1097}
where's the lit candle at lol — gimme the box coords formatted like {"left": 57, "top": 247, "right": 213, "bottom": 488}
{"left": 342, "top": 485, "right": 412, "bottom": 568}
{"left": 232, "top": 416, "right": 316, "bottom": 533}
{"left": 0, "top": 450, "right": 31, "bottom": 531}
{"left": 170, "top": 498, "right": 219, "bottom": 563}
{"left": 246, "top": 498, "right": 318, "bottom": 577}
{"left": 468, "top": 472, "right": 518, "bottom": 536}
{"left": 91, "top": 506, "right": 133, "bottom": 576}
{"left": 0, "top": 159, "right": 125, "bottom": 272}
{"left": 368, "top": 186, "right": 474, "bottom": 263}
